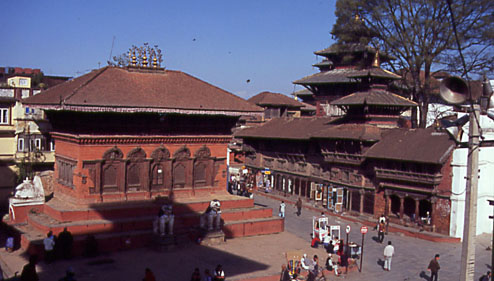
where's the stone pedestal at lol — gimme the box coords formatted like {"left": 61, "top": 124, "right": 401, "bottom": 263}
{"left": 200, "top": 230, "right": 225, "bottom": 246}
{"left": 154, "top": 234, "right": 176, "bottom": 251}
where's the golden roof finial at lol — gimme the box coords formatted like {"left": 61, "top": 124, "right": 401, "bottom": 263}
{"left": 372, "top": 50, "right": 380, "bottom": 67}
{"left": 131, "top": 51, "right": 137, "bottom": 67}
{"left": 153, "top": 57, "right": 158, "bottom": 68}
{"left": 142, "top": 54, "right": 148, "bottom": 67}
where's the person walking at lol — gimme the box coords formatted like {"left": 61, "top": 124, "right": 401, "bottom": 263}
{"left": 142, "top": 268, "right": 156, "bottom": 281}
{"left": 427, "top": 254, "right": 440, "bottom": 281}
{"left": 213, "top": 264, "right": 225, "bottom": 281}
{"left": 57, "top": 227, "right": 73, "bottom": 260}
{"left": 279, "top": 201, "right": 286, "bottom": 218}
{"left": 203, "top": 269, "right": 213, "bottom": 281}
{"left": 383, "top": 241, "right": 394, "bottom": 271}
{"left": 280, "top": 264, "right": 290, "bottom": 281}
{"left": 191, "top": 268, "right": 201, "bottom": 281}
{"left": 43, "top": 231, "right": 56, "bottom": 264}
{"left": 377, "top": 221, "right": 385, "bottom": 243}
{"left": 296, "top": 198, "right": 302, "bottom": 216}
{"left": 20, "top": 255, "right": 39, "bottom": 281}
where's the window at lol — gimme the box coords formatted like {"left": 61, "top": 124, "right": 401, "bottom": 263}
{"left": 57, "top": 158, "right": 76, "bottom": 188}
{"left": 17, "top": 138, "right": 24, "bottom": 152}
{"left": 152, "top": 164, "right": 164, "bottom": 185}
{"left": 19, "top": 79, "right": 28, "bottom": 87}
{"left": 35, "top": 139, "right": 42, "bottom": 151}
{"left": 49, "top": 139, "right": 55, "bottom": 151}
{"left": 0, "top": 107, "right": 9, "bottom": 124}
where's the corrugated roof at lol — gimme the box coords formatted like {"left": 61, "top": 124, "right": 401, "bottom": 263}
{"left": 332, "top": 88, "right": 417, "bottom": 107}
{"left": 23, "top": 66, "right": 263, "bottom": 116}
{"left": 365, "top": 127, "right": 455, "bottom": 164}
{"left": 248, "top": 91, "right": 304, "bottom": 108}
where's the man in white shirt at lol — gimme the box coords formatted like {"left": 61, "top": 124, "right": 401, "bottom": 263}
{"left": 43, "top": 231, "right": 55, "bottom": 263}
{"left": 279, "top": 201, "right": 286, "bottom": 218}
{"left": 383, "top": 241, "right": 394, "bottom": 271}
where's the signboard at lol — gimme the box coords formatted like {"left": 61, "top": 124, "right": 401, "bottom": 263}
{"left": 360, "top": 226, "right": 368, "bottom": 234}
{"left": 346, "top": 225, "right": 351, "bottom": 234}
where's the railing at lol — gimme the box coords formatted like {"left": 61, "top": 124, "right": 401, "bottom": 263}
{"left": 374, "top": 167, "right": 442, "bottom": 185}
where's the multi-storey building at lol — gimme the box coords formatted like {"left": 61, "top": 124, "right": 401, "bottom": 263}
{"left": 0, "top": 67, "right": 68, "bottom": 207}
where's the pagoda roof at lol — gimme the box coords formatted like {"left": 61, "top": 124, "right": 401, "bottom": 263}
{"left": 23, "top": 66, "right": 263, "bottom": 116}
{"left": 348, "top": 68, "right": 401, "bottom": 80}
{"left": 311, "top": 123, "right": 382, "bottom": 141}
{"left": 235, "top": 117, "right": 333, "bottom": 140}
{"left": 314, "top": 43, "right": 395, "bottom": 61}
{"left": 248, "top": 91, "right": 304, "bottom": 108}
{"left": 366, "top": 127, "right": 455, "bottom": 164}
{"left": 292, "top": 89, "right": 313, "bottom": 97}
{"left": 312, "top": 60, "right": 334, "bottom": 68}
{"left": 294, "top": 67, "right": 399, "bottom": 85}
{"left": 332, "top": 87, "right": 417, "bottom": 107}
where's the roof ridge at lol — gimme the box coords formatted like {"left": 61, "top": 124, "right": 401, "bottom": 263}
{"left": 62, "top": 67, "right": 109, "bottom": 105}
{"left": 176, "top": 70, "right": 263, "bottom": 112}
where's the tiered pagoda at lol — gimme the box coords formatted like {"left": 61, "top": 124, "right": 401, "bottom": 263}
{"left": 10, "top": 55, "right": 283, "bottom": 255}
{"left": 294, "top": 44, "right": 401, "bottom": 117}
{"left": 236, "top": 43, "right": 456, "bottom": 236}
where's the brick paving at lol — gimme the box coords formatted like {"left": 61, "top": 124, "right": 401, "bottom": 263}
{"left": 0, "top": 193, "right": 491, "bottom": 281}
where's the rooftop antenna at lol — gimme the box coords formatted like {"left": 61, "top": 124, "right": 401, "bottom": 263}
{"left": 108, "top": 36, "right": 116, "bottom": 62}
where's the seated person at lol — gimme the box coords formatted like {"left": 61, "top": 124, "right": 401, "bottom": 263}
{"left": 325, "top": 253, "right": 340, "bottom": 276}
{"left": 301, "top": 254, "right": 312, "bottom": 271}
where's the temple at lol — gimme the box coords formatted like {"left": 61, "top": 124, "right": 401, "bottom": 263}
{"left": 10, "top": 58, "right": 283, "bottom": 255}
{"left": 236, "top": 43, "right": 456, "bottom": 236}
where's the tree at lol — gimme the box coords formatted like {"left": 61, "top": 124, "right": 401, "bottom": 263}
{"left": 331, "top": 0, "right": 494, "bottom": 127}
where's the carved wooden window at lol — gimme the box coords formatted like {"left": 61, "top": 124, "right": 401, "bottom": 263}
{"left": 103, "top": 165, "right": 117, "bottom": 189}
{"left": 194, "top": 162, "right": 207, "bottom": 187}
{"left": 127, "top": 164, "right": 140, "bottom": 187}
{"left": 152, "top": 164, "right": 164, "bottom": 185}
{"left": 57, "top": 158, "right": 75, "bottom": 188}
{"left": 173, "top": 163, "right": 186, "bottom": 188}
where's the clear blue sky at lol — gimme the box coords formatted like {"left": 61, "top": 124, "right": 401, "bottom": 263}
{"left": 1, "top": 0, "right": 336, "bottom": 99}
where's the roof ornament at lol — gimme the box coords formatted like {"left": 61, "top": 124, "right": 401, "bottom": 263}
{"left": 109, "top": 43, "right": 164, "bottom": 69}
{"left": 372, "top": 49, "right": 380, "bottom": 68}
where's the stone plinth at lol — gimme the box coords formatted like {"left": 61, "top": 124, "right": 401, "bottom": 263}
{"left": 200, "top": 230, "right": 225, "bottom": 246}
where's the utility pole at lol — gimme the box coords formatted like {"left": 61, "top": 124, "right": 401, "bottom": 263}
{"left": 488, "top": 200, "right": 494, "bottom": 281}
{"left": 459, "top": 104, "right": 480, "bottom": 281}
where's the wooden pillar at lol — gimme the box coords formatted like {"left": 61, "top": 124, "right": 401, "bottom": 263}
{"left": 415, "top": 199, "right": 420, "bottom": 221}
{"left": 359, "top": 190, "right": 364, "bottom": 214}
{"left": 399, "top": 196, "right": 404, "bottom": 221}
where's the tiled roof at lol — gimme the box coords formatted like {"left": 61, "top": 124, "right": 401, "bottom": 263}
{"left": 314, "top": 43, "right": 395, "bottom": 61}
{"left": 348, "top": 68, "right": 401, "bottom": 80}
{"left": 235, "top": 117, "right": 333, "bottom": 140}
{"left": 293, "top": 68, "right": 361, "bottom": 85}
{"left": 311, "top": 123, "right": 382, "bottom": 141}
{"left": 332, "top": 87, "right": 417, "bottom": 107}
{"left": 248, "top": 91, "right": 304, "bottom": 108}
{"left": 23, "top": 66, "right": 263, "bottom": 116}
{"left": 292, "top": 89, "right": 313, "bottom": 97}
{"left": 293, "top": 67, "right": 400, "bottom": 85}
{"left": 300, "top": 102, "right": 316, "bottom": 112}
{"left": 366, "top": 127, "right": 455, "bottom": 164}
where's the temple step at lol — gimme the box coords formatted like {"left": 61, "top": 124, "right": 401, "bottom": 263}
{"left": 223, "top": 216, "right": 284, "bottom": 238}
{"left": 25, "top": 205, "right": 276, "bottom": 237}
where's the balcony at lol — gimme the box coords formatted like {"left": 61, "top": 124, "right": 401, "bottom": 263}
{"left": 322, "top": 151, "right": 364, "bottom": 165}
{"left": 374, "top": 167, "right": 442, "bottom": 185}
